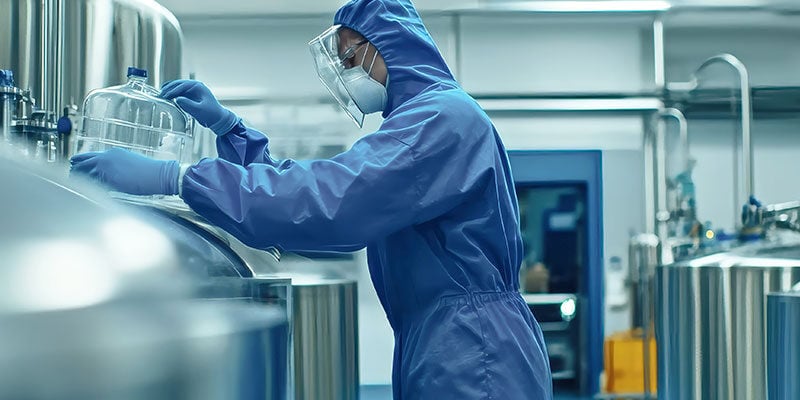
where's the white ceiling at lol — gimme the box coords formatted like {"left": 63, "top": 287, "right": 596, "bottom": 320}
{"left": 156, "top": 0, "right": 479, "bottom": 17}
{"left": 156, "top": 0, "right": 800, "bottom": 29}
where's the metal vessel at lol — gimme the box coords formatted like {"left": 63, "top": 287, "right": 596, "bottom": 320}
{"left": 228, "top": 247, "right": 362, "bottom": 400}
{"left": 767, "top": 288, "right": 800, "bottom": 400}
{"left": 123, "top": 193, "right": 361, "bottom": 400}
{"left": 292, "top": 278, "right": 359, "bottom": 400}
{"left": 0, "top": 0, "right": 182, "bottom": 117}
{"left": 2, "top": 2, "right": 359, "bottom": 396}
{"left": 655, "top": 237, "right": 800, "bottom": 400}
{"left": 0, "top": 153, "right": 289, "bottom": 399}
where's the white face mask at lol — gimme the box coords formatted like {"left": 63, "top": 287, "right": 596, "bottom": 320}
{"left": 341, "top": 65, "right": 387, "bottom": 114}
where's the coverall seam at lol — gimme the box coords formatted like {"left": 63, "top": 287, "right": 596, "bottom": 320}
{"left": 380, "top": 132, "right": 426, "bottom": 316}
{"left": 473, "top": 302, "right": 494, "bottom": 400}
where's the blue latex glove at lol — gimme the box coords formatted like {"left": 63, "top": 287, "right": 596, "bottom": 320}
{"left": 70, "top": 148, "right": 180, "bottom": 196}
{"left": 159, "top": 80, "right": 239, "bottom": 136}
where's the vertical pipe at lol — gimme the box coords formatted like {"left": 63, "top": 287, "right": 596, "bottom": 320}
{"left": 739, "top": 66, "right": 753, "bottom": 210}
{"left": 641, "top": 259, "right": 652, "bottom": 400}
{"left": 653, "top": 18, "right": 665, "bottom": 91}
{"left": 451, "top": 15, "right": 462, "bottom": 83}
{"left": 38, "top": 0, "right": 63, "bottom": 121}
{"left": 650, "top": 20, "right": 668, "bottom": 395}
{"left": 39, "top": 0, "right": 51, "bottom": 111}
{"left": 1, "top": 95, "right": 12, "bottom": 144}
{"left": 655, "top": 116, "right": 669, "bottom": 251}
{"left": 643, "top": 119, "right": 656, "bottom": 235}
{"left": 53, "top": 0, "right": 65, "bottom": 121}
{"left": 630, "top": 235, "right": 659, "bottom": 400}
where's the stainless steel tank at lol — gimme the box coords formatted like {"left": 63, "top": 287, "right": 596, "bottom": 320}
{"left": 134, "top": 199, "right": 360, "bottom": 400}
{"left": 0, "top": 0, "right": 182, "bottom": 117}
{"left": 107, "top": 190, "right": 293, "bottom": 400}
{"left": 293, "top": 278, "right": 359, "bottom": 400}
{"left": 655, "top": 238, "right": 800, "bottom": 400}
{"left": 0, "top": 153, "right": 289, "bottom": 399}
{"left": 229, "top": 247, "right": 361, "bottom": 400}
{"left": 767, "top": 288, "right": 800, "bottom": 400}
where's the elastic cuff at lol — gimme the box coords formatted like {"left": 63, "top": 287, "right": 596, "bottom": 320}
{"left": 163, "top": 160, "right": 181, "bottom": 196}
{"left": 177, "top": 163, "right": 191, "bottom": 197}
{"left": 210, "top": 111, "right": 241, "bottom": 136}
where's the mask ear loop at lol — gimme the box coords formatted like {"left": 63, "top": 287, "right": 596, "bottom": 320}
{"left": 360, "top": 43, "right": 380, "bottom": 75}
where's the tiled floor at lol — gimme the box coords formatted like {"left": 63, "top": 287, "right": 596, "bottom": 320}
{"left": 359, "top": 385, "right": 592, "bottom": 400}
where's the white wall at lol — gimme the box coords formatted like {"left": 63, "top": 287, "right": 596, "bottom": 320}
{"left": 175, "top": 9, "right": 800, "bottom": 386}
{"left": 459, "top": 15, "right": 652, "bottom": 93}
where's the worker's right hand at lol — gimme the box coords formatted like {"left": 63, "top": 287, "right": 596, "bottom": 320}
{"left": 160, "top": 80, "right": 239, "bottom": 136}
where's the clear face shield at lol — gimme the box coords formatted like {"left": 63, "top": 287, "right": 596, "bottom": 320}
{"left": 309, "top": 25, "right": 382, "bottom": 128}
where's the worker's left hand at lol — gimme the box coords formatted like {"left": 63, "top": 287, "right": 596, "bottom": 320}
{"left": 70, "top": 148, "right": 180, "bottom": 196}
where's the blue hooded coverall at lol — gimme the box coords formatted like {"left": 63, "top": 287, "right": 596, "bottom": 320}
{"left": 180, "top": 0, "right": 553, "bottom": 398}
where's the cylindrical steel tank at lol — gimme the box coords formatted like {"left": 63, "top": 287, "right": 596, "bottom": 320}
{"left": 293, "top": 278, "right": 359, "bottom": 400}
{"left": 767, "top": 288, "right": 800, "bottom": 400}
{"left": 228, "top": 246, "right": 362, "bottom": 400}
{"left": 655, "top": 238, "right": 800, "bottom": 400}
{"left": 0, "top": 0, "right": 182, "bottom": 116}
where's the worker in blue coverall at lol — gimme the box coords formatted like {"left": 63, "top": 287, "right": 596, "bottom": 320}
{"left": 70, "top": 0, "right": 553, "bottom": 398}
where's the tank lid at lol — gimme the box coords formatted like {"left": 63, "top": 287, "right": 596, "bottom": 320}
{"left": 127, "top": 67, "right": 148, "bottom": 79}
{"left": 0, "top": 70, "right": 14, "bottom": 87}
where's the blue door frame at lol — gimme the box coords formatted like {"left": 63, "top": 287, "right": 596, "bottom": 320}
{"left": 508, "top": 150, "right": 604, "bottom": 396}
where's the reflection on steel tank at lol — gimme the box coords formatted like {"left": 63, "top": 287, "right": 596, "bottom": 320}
{"left": 0, "top": 0, "right": 182, "bottom": 116}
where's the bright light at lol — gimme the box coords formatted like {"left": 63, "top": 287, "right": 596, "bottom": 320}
{"left": 101, "top": 217, "right": 175, "bottom": 273}
{"left": 489, "top": 1, "right": 672, "bottom": 13}
{"left": 560, "top": 298, "right": 576, "bottom": 320}
{"left": 7, "top": 240, "right": 117, "bottom": 312}
{"left": 705, "top": 230, "right": 715, "bottom": 240}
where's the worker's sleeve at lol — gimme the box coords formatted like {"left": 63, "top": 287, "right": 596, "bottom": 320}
{"left": 180, "top": 95, "right": 489, "bottom": 252}
{"left": 215, "top": 121, "right": 293, "bottom": 170}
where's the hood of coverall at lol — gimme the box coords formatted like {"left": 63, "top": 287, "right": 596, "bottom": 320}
{"left": 334, "top": 0, "right": 458, "bottom": 118}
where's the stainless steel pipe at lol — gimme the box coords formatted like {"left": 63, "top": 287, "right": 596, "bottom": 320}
{"left": 629, "top": 234, "right": 659, "bottom": 400}
{"left": 654, "top": 108, "right": 689, "bottom": 260}
{"left": 688, "top": 54, "right": 753, "bottom": 227}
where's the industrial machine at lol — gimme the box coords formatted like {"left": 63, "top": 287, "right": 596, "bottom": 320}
{"left": 626, "top": 53, "right": 800, "bottom": 400}
{"left": 0, "top": 0, "right": 360, "bottom": 398}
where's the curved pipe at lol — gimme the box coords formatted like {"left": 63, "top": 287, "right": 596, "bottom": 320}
{"left": 659, "top": 108, "right": 690, "bottom": 170}
{"left": 652, "top": 109, "right": 689, "bottom": 245}
{"left": 688, "top": 54, "right": 753, "bottom": 226}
